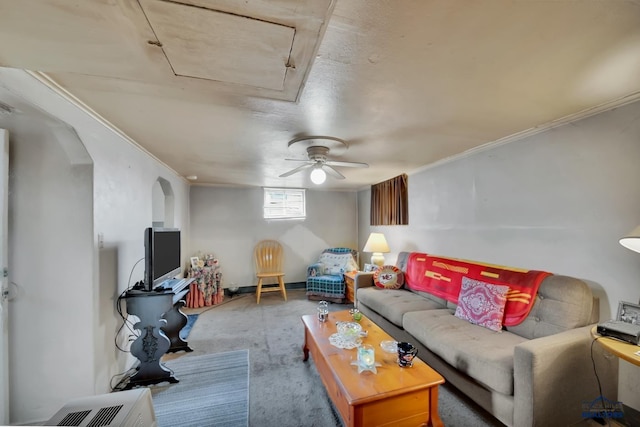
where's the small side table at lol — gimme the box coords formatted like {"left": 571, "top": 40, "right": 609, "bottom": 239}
{"left": 591, "top": 326, "right": 640, "bottom": 366}
{"left": 186, "top": 264, "right": 223, "bottom": 308}
{"left": 343, "top": 271, "right": 358, "bottom": 304}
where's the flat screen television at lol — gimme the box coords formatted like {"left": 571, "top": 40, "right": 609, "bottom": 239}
{"left": 144, "top": 227, "right": 181, "bottom": 291}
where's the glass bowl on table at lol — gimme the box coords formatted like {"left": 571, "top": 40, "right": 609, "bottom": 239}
{"left": 335, "top": 321, "right": 363, "bottom": 346}
{"left": 380, "top": 340, "right": 398, "bottom": 354}
{"left": 329, "top": 321, "right": 367, "bottom": 349}
{"left": 337, "top": 321, "right": 362, "bottom": 338}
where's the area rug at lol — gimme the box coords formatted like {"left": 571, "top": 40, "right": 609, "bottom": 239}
{"left": 151, "top": 350, "right": 249, "bottom": 427}
{"left": 179, "top": 314, "right": 199, "bottom": 340}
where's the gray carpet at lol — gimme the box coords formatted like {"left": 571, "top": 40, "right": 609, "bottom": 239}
{"left": 172, "top": 289, "right": 504, "bottom": 427}
{"left": 151, "top": 350, "right": 249, "bottom": 427}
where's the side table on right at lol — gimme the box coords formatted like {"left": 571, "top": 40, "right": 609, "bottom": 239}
{"left": 591, "top": 326, "right": 640, "bottom": 366}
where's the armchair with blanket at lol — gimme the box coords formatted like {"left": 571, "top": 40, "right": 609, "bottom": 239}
{"left": 306, "top": 247, "right": 358, "bottom": 303}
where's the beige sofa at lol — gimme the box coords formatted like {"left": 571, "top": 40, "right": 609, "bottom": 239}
{"left": 354, "top": 252, "right": 618, "bottom": 427}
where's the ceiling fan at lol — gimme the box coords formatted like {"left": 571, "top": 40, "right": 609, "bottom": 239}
{"left": 279, "top": 136, "right": 368, "bottom": 184}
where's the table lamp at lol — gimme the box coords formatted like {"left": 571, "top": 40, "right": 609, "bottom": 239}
{"left": 363, "top": 232, "right": 390, "bottom": 267}
{"left": 619, "top": 225, "right": 640, "bottom": 305}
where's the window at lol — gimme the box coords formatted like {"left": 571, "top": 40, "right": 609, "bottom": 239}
{"left": 370, "top": 174, "right": 408, "bottom": 225}
{"left": 263, "top": 188, "right": 306, "bottom": 219}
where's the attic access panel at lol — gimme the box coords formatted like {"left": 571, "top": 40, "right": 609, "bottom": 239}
{"left": 139, "top": 0, "right": 295, "bottom": 91}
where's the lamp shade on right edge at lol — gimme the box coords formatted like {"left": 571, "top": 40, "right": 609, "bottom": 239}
{"left": 619, "top": 225, "right": 640, "bottom": 254}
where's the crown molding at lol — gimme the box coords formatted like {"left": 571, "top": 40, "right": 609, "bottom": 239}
{"left": 411, "top": 91, "right": 640, "bottom": 176}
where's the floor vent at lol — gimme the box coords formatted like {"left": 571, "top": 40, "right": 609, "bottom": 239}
{"left": 46, "top": 389, "right": 156, "bottom": 427}
{"left": 86, "top": 405, "right": 122, "bottom": 427}
{"left": 56, "top": 409, "right": 91, "bottom": 426}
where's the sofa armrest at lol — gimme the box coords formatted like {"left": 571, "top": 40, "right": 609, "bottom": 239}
{"left": 307, "top": 263, "right": 324, "bottom": 277}
{"left": 353, "top": 272, "right": 374, "bottom": 307}
{"left": 513, "top": 324, "right": 618, "bottom": 427}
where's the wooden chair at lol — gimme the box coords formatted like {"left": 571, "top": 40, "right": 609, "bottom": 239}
{"left": 254, "top": 240, "right": 287, "bottom": 304}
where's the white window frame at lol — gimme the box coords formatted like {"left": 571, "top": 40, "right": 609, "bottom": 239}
{"left": 263, "top": 188, "right": 306, "bottom": 219}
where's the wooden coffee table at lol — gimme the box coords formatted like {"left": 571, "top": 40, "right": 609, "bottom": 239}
{"left": 302, "top": 310, "right": 445, "bottom": 427}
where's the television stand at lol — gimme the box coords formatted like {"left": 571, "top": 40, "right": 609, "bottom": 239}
{"left": 155, "top": 278, "right": 195, "bottom": 353}
{"left": 122, "top": 278, "right": 195, "bottom": 389}
{"left": 123, "top": 291, "right": 177, "bottom": 389}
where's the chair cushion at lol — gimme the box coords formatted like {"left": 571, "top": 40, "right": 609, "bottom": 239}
{"left": 307, "top": 275, "right": 344, "bottom": 285}
{"left": 307, "top": 275, "right": 345, "bottom": 298}
{"left": 326, "top": 266, "right": 347, "bottom": 275}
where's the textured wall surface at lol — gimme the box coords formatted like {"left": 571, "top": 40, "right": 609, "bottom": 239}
{"left": 189, "top": 186, "right": 358, "bottom": 288}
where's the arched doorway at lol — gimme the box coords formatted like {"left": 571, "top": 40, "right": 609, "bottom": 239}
{"left": 152, "top": 177, "right": 174, "bottom": 228}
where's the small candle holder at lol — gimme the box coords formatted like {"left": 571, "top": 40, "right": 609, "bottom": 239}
{"left": 351, "top": 344, "right": 381, "bottom": 374}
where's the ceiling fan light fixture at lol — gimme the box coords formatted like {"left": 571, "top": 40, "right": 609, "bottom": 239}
{"left": 310, "top": 167, "right": 326, "bottom": 185}
{"left": 280, "top": 136, "right": 368, "bottom": 183}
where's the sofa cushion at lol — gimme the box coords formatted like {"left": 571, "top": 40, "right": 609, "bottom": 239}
{"left": 403, "top": 309, "right": 528, "bottom": 395}
{"left": 373, "top": 265, "right": 404, "bottom": 289}
{"left": 505, "top": 275, "right": 594, "bottom": 340}
{"left": 357, "top": 287, "right": 445, "bottom": 327}
{"left": 454, "top": 277, "right": 509, "bottom": 332}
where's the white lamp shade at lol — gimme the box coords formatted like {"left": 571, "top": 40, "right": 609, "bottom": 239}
{"left": 363, "top": 233, "right": 390, "bottom": 253}
{"left": 310, "top": 167, "right": 326, "bottom": 184}
{"left": 619, "top": 225, "right": 640, "bottom": 254}
{"left": 363, "top": 233, "right": 390, "bottom": 266}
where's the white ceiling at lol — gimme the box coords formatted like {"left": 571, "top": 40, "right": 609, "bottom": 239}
{"left": 1, "top": 0, "right": 640, "bottom": 190}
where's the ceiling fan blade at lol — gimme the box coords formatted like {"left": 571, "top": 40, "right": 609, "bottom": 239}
{"left": 284, "top": 158, "right": 314, "bottom": 163}
{"left": 279, "top": 163, "right": 313, "bottom": 178}
{"left": 325, "top": 160, "right": 369, "bottom": 168}
{"left": 323, "top": 164, "right": 345, "bottom": 179}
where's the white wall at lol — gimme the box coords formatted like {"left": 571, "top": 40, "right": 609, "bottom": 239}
{"left": 0, "top": 68, "right": 191, "bottom": 425}
{"left": 358, "top": 99, "right": 640, "bottom": 409}
{"left": 0, "top": 102, "right": 94, "bottom": 424}
{"left": 189, "top": 186, "right": 358, "bottom": 288}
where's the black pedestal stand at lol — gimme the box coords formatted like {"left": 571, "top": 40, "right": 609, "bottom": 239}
{"left": 122, "top": 291, "right": 178, "bottom": 389}
{"left": 162, "top": 299, "right": 193, "bottom": 353}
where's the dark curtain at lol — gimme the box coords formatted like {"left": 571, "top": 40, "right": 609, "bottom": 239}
{"left": 370, "top": 174, "right": 408, "bottom": 225}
